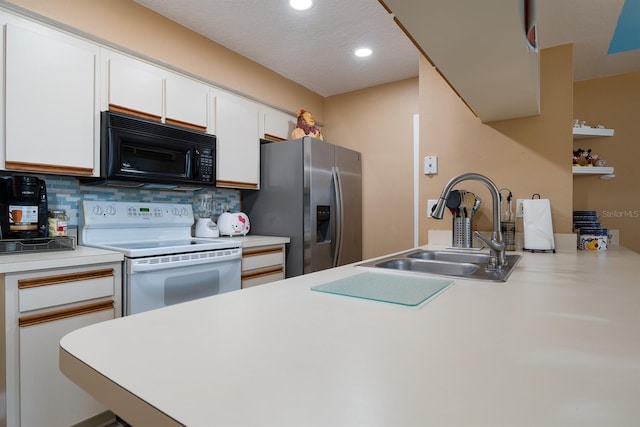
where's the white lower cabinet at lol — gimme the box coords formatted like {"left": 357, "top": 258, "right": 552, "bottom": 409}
{"left": 2, "top": 263, "right": 122, "bottom": 427}
{"left": 241, "top": 245, "right": 286, "bottom": 288}
{"left": 19, "top": 306, "right": 113, "bottom": 427}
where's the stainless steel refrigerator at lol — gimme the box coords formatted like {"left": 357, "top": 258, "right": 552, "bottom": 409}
{"left": 243, "top": 136, "right": 362, "bottom": 278}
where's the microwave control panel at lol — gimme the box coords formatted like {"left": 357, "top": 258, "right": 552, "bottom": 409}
{"left": 197, "top": 148, "right": 214, "bottom": 182}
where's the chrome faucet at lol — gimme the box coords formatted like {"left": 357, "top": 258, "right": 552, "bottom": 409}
{"left": 431, "top": 173, "right": 507, "bottom": 270}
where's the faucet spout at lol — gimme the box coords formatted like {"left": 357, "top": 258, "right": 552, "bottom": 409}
{"left": 432, "top": 173, "right": 507, "bottom": 270}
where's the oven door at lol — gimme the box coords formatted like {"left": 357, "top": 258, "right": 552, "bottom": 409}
{"left": 124, "top": 255, "right": 241, "bottom": 315}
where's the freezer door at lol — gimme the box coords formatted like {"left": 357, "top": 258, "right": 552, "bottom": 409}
{"left": 305, "top": 138, "right": 335, "bottom": 274}
{"left": 243, "top": 140, "right": 305, "bottom": 278}
{"left": 334, "top": 145, "right": 362, "bottom": 266}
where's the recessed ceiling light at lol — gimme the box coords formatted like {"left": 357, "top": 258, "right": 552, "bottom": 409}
{"left": 289, "top": 0, "right": 313, "bottom": 11}
{"left": 354, "top": 48, "right": 372, "bottom": 57}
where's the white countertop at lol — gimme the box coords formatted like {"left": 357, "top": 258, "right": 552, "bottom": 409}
{"left": 216, "top": 234, "right": 290, "bottom": 248}
{"left": 0, "top": 236, "right": 287, "bottom": 274}
{"left": 0, "top": 244, "right": 123, "bottom": 274}
{"left": 60, "top": 246, "right": 640, "bottom": 426}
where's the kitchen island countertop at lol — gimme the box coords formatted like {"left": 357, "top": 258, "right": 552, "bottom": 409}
{"left": 60, "top": 245, "right": 640, "bottom": 426}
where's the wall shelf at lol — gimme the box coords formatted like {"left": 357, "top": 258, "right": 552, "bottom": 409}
{"left": 572, "top": 165, "right": 615, "bottom": 179}
{"left": 572, "top": 127, "right": 615, "bottom": 139}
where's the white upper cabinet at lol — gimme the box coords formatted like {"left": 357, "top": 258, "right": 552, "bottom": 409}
{"left": 103, "top": 49, "right": 210, "bottom": 131}
{"left": 214, "top": 92, "right": 260, "bottom": 189}
{"left": 1, "top": 14, "right": 99, "bottom": 176}
{"left": 102, "top": 50, "right": 164, "bottom": 120}
{"left": 165, "top": 74, "right": 209, "bottom": 130}
{"left": 0, "top": 9, "right": 287, "bottom": 186}
{"left": 262, "top": 107, "right": 296, "bottom": 142}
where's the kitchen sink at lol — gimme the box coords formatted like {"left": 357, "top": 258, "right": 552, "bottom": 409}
{"left": 375, "top": 258, "right": 480, "bottom": 276}
{"left": 407, "top": 250, "right": 490, "bottom": 264}
{"left": 358, "top": 249, "right": 521, "bottom": 282}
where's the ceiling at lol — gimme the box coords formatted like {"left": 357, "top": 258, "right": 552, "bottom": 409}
{"left": 133, "top": 0, "right": 639, "bottom": 97}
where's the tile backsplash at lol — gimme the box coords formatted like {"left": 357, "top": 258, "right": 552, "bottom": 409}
{"left": 41, "top": 175, "right": 241, "bottom": 229}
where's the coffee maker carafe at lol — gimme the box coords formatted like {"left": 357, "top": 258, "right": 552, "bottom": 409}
{"left": 0, "top": 176, "right": 48, "bottom": 239}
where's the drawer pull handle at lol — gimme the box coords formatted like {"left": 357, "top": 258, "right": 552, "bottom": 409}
{"left": 242, "top": 266, "right": 284, "bottom": 280}
{"left": 18, "top": 269, "right": 114, "bottom": 289}
{"left": 19, "top": 301, "right": 114, "bottom": 327}
{"left": 243, "top": 247, "right": 284, "bottom": 257}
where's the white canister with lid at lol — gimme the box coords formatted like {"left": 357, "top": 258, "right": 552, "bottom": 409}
{"left": 48, "top": 210, "right": 68, "bottom": 236}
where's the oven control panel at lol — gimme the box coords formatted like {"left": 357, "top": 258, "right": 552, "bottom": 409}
{"left": 81, "top": 201, "right": 194, "bottom": 228}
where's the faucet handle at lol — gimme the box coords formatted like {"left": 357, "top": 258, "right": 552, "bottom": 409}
{"left": 474, "top": 231, "right": 507, "bottom": 270}
{"left": 473, "top": 231, "right": 505, "bottom": 252}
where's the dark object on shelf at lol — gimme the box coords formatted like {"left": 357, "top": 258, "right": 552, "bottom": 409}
{"left": 0, "top": 175, "right": 49, "bottom": 239}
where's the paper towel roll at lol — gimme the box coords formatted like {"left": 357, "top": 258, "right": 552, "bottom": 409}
{"left": 523, "top": 199, "right": 555, "bottom": 251}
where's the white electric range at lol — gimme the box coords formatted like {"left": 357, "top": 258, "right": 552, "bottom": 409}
{"left": 79, "top": 200, "right": 241, "bottom": 315}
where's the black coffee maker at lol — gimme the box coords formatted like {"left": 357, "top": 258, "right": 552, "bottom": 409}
{"left": 0, "top": 176, "right": 48, "bottom": 239}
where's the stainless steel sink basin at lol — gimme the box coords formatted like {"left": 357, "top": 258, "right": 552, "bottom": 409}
{"left": 358, "top": 249, "right": 521, "bottom": 282}
{"left": 375, "top": 258, "right": 480, "bottom": 276}
{"left": 407, "top": 250, "right": 490, "bottom": 264}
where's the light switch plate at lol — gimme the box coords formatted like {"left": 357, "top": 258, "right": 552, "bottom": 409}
{"left": 424, "top": 156, "right": 437, "bottom": 174}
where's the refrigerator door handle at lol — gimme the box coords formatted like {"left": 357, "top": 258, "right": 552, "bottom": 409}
{"left": 332, "top": 166, "right": 344, "bottom": 267}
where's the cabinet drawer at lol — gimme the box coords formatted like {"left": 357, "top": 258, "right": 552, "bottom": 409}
{"left": 242, "top": 246, "right": 284, "bottom": 271}
{"left": 18, "top": 269, "right": 115, "bottom": 312}
{"left": 242, "top": 268, "right": 285, "bottom": 289}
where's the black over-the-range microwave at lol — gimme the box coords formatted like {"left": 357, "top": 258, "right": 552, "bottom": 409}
{"left": 81, "top": 111, "right": 216, "bottom": 190}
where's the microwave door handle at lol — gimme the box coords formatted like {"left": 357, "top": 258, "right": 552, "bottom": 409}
{"left": 194, "top": 149, "right": 201, "bottom": 178}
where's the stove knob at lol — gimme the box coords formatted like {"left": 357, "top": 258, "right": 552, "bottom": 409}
{"left": 171, "top": 207, "right": 179, "bottom": 216}
{"left": 180, "top": 207, "right": 189, "bottom": 216}
{"left": 92, "top": 205, "right": 104, "bottom": 216}
{"left": 106, "top": 205, "right": 116, "bottom": 215}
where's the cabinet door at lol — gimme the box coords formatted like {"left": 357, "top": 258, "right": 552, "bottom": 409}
{"left": 3, "top": 21, "right": 98, "bottom": 176}
{"left": 214, "top": 93, "right": 260, "bottom": 189}
{"left": 165, "top": 73, "right": 209, "bottom": 131}
{"left": 263, "top": 107, "right": 295, "bottom": 142}
{"left": 104, "top": 50, "right": 164, "bottom": 120}
{"left": 19, "top": 304, "right": 114, "bottom": 427}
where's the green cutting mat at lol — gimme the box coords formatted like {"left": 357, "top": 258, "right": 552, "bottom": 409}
{"left": 311, "top": 272, "right": 454, "bottom": 306}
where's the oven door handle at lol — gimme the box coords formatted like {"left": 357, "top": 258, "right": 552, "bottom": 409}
{"left": 128, "top": 250, "right": 241, "bottom": 273}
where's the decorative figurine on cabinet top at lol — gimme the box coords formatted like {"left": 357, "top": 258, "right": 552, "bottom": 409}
{"left": 291, "top": 109, "right": 323, "bottom": 140}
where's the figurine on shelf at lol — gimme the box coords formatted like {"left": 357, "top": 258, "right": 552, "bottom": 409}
{"left": 573, "top": 148, "right": 584, "bottom": 165}
{"left": 585, "top": 148, "right": 593, "bottom": 165}
{"left": 573, "top": 148, "right": 600, "bottom": 166}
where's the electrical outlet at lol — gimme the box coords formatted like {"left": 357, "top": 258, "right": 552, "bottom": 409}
{"left": 516, "top": 199, "right": 525, "bottom": 218}
{"left": 427, "top": 199, "right": 438, "bottom": 218}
